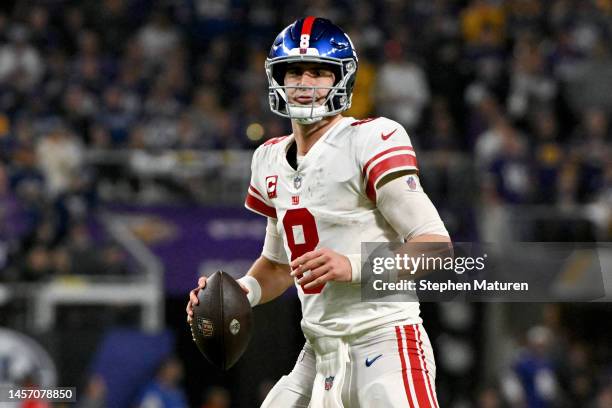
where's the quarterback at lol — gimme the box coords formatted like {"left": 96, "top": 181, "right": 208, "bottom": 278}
{"left": 187, "top": 17, "right": 450, "bottom": 407}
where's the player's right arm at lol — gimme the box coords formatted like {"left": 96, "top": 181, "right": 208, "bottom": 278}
{"left": 187, "top": 144, "right": 292, "bottom": 322}
{"left": 186, "top": 218, "right": 292, "bottom": 322}
{"left": 186, "top": 254, "right": 292, "bottom": 323}
{"left": 243, "top": 255, "right": 293, "bottom": 304}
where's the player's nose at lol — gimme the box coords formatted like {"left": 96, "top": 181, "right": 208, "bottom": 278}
{"left": 298, "top": 71, "right": 317, "bottom": 86}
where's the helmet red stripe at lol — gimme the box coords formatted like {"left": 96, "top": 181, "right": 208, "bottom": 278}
{"left": 301, "top": 16, "right": 316, "bottom": 37}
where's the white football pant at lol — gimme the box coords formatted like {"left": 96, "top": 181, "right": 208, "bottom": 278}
{"left": 261, "top": 323, "right": 439, "bottom": 407}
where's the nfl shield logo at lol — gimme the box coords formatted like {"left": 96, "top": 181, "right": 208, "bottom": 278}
{"left": 406, "top": 176, "right": 417, "bottom": 190}
{"left": 324, "top": 376, "right": 335, "bottom": 391}
{"left": 293, "top": 174, "right": 302, "bottom": 190}
{"left": 197, "top": 317, "right": 214, "bottom": 337}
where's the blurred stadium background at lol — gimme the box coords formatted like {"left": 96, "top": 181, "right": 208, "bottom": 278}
{"left": 0, "top": 0, "right": 610, "bottom": 407}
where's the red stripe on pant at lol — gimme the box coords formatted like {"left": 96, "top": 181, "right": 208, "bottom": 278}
{"left": 415, "top": 325, "right": 439, "bottom": 408}
{"left": 404, "top": 325, "right": 435, "bottom": 408}
{"left": 395, "top": 326, "right": 415, "bottom": 408}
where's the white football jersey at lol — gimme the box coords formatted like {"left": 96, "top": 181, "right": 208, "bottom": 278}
{"left": 245, "top": 116, "right": 422, "bottom": 337}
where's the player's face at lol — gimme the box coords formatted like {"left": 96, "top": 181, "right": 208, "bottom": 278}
{"left": 283, "top": 62, "right": 336, "bottom": 106}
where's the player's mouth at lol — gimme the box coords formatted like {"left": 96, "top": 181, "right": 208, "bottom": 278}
{"left": 294, "top": 95, "right": 325, "bottom": 105}
{"left": 295, "top": 96, "right": 315, "bottom": 103}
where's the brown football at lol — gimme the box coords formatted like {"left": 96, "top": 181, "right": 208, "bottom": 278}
{"left": 190, "top": 271, "right": 253, "bottom": 370}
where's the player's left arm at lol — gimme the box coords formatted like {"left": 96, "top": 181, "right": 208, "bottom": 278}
{"left": 375, "top": 173, "right": 453, "bottom": 280}
{"left": 375, "top": 173, "right": 451, "bottom": 244}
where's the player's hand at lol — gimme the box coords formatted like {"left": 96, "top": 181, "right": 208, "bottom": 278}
{"left": 186, "top": 276, "right": 207, "bottom": 324}
{"left": 290, "top": 248, "right": 352, "bottom": 290}
{"left": 186, "top": 276, "right": 249, "bottom": 324}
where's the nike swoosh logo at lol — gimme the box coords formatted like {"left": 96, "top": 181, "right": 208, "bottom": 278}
{"left": 365, "top": 354, "right": 383, "bottom": 367}
{"left": 381, "top": 129, "right": 397, "bottom": 140}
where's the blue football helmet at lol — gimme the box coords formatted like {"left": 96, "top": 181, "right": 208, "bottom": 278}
{"left": 265, "top": 17, "right": 358, "bottom": 124}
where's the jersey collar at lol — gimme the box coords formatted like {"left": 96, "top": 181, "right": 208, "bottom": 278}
{"left": 283, "top": 117, "right": 354, "bottom": 172}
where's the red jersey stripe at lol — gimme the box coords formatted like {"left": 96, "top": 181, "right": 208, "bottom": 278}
{"left": 263, "top": 135, "right": 289, "bottom": 146}
{"left": 245, "top": 193, "right": 277, "bottom": 218}
{"left": 350, "top": 117, "right": 380, "bottom": 127}
{"left": 362, "top": 146, "right": 415, "bottom": 176}
{"left": 365, "top": 154, "right": 418, "bottom": 201}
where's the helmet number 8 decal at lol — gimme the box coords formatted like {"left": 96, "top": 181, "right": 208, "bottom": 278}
{"left": 282, "top": 208, "right": 324, "bottom": 294}
{"left": 299, "top": 34, "right": 310, "bottom": 49}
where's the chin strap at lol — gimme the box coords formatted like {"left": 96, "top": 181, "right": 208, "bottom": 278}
{"left": 295, "top": 117, "right": 322, "bottom": 125}
{"left": 287, "top": 104, "right": 328, "bottom": 124}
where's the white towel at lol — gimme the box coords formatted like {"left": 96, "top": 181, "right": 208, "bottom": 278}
{"left": 308, "top": 337, "right": 350, "bottom": 408}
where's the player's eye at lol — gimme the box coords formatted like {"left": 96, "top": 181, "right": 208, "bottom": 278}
{"left": 317, "top": 69, "right": 334, "bottom": 77}
{"left": 286, "top": 68, "right": 301, "bottom": 76}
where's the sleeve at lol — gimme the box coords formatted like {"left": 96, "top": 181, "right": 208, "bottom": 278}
{"left": 358, "top": 121, "right": 418, "bottom": 202}
{"left": 376, "top": 175, "right": 449, "bottom": 241}
{"left": 244, "top": 148, "right": 277, "bottom": 219}
{"left": 261, "top": 218, "right": 289, "bottom": 264}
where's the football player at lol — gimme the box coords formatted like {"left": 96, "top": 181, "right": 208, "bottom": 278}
{"left": 187, "top": 17, "right": 450, "bottom": 407}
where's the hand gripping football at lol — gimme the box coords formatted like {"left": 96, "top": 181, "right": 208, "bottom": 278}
{"left": 190, "top": 271, "right": 253, "bottom": 370}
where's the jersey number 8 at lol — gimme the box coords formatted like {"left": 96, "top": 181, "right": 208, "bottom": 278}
{"left": 282, "top": 208, "right": 325, "bottom": 294}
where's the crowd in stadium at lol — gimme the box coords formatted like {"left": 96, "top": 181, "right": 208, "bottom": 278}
{"left": 0, "top": 1, "right": 611, "bottom": 406}
{"left": 1, "top": 0, "right": 610, "bottom": 277}
{"left": 483, "top": 305, "right": 612, "bottom": 408}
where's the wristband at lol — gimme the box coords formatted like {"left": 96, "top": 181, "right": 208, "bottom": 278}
{"left": 237, "top": 275, "right": 262, "bottom": 307}
{"left": 346, "top": 254, "right": 361, "bottom": 283}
